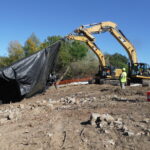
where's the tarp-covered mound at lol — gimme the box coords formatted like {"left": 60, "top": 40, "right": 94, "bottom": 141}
{"left": 0, "top": 41, "right": 61, "bottom": 103}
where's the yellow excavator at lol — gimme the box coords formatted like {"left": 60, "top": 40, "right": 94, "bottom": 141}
{"left": 66, "top": 23, "right": 122, "bottom": 84}
{"left": 66, "top": 21, "right": 150, "bottom": 85}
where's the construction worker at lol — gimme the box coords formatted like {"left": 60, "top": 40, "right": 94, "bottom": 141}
{"left": 120, "top": 68, "right": 127, "bottom": 89}
{"left": 48, "top": 72, "right": 57, "bottom": 89}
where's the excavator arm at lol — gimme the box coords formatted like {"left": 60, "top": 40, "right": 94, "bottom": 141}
{"left": 108, "top": 27, "right": 137, "bottom": 64}
{"left": 74, "top": 21, "right": 138, "bottom": 64}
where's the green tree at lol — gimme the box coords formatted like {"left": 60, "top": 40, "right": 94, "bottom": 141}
{"left": 0, "top": 57, "right": 12, "bottom": 68}
{"left": 39, "top": 35, "right": 62, "bottom": 50}
{"left": 56, "top": 40, "right": 88, "bottom": 75}
{"left": 24, "top": 33, "right": 40, "bottom": 56}
{"left": 68, "top": 41, "right": 88, "bottom": 62}
{"left": 105, "top": 53, "right": 129, "bottom": 69}
{"left": 24, "top": 39, "right": 37, "bottom": 56}
{"left": 29, "top": 33, "right": 40, "bottom": 46}
{"left": 8, "top": 40, "right": 24, "bottom": 63}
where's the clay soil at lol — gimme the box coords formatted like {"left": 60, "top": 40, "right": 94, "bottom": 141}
{"left": 0, "top": 84, "right": 150, "bottom": 150}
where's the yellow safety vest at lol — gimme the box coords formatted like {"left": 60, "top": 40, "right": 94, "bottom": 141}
{"left": 120, "top": 72, "right": 127, "bottom": 83}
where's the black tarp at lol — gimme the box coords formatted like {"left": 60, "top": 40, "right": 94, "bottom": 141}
{"left": 0, "top": 41, "right": 61, "bottom": 103}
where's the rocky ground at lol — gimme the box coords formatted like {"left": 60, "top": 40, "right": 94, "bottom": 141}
{"left": 0, "top": 84, "right": 150, "bottom": 150}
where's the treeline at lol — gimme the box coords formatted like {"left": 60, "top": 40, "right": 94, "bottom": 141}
{"left": 0, "top": 33, "right": 129, "bottom": 79}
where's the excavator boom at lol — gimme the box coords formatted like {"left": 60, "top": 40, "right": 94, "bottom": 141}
{"left": 75, "top": 21, "right": 138, "bottom": 64}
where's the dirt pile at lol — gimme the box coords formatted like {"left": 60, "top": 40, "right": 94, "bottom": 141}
{"left": 0, "top": 84, "right": 150, "bottom": 150}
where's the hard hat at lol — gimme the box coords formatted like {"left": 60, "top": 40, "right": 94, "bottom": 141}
{"left": 134, "top": 63, "right": 137, "bottom": 66}
{"left": 122, "top": 68, "right": 126, "bottom": 71}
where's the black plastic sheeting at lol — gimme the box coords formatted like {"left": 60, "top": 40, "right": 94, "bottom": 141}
{"left": 0, "top": 41, "right": 61, "bottom": 103}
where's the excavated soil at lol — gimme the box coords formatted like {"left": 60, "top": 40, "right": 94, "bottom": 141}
{"left": 0, "top": 84, "right": 150, "bottom": 150}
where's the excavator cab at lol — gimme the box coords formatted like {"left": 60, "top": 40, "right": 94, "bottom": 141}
{"left": 95, "top": 66, "right": 113, "bottom": 78}
{"left": 130, "top": 63, "right": 150, "bottom": 76}
{"left": 128, "top": 63, "right": 150, "bottom": 84}
{"left": 94, "top": 66, "right": 122, "bottom": 84}
{"left": 100, "top": 66, "right": 122, "bottom": 79}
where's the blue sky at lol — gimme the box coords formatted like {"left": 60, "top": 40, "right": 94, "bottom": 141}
{"left": 0, "top": 0, "right": 150, "bottom": 64}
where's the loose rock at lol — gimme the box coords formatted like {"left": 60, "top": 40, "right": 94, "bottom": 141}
{"left": 90, "top": 113, "right": 100, "bottom": 126}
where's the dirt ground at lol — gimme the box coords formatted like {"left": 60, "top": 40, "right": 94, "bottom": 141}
{"left": 0, "top": 84, "right": 150, "bottom": 150}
